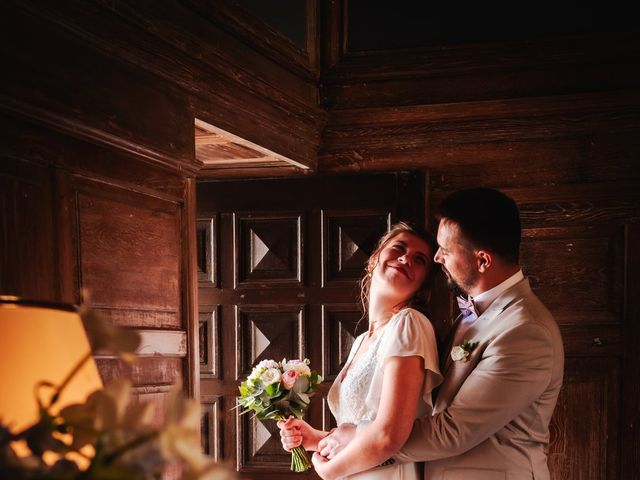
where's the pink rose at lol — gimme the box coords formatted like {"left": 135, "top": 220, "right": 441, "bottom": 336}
{"left": 282, "top": 369, "right": 299, "bottom": 390}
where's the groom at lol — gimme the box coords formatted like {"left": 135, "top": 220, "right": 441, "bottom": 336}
{"left": 321, "top": 188, "right": 564, "bottom": 479}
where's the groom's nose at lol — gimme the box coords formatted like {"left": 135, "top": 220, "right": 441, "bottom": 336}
{"left": 434, "top": 247, "right": 443, "bottom": 264}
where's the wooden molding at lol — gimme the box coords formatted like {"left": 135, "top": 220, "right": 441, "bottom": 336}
{"left": 327, "top": 31, "right": 640, "bottom": 81}
{"left": 184, "top": 0, "right": 320, "bottom": 78}
{"left": 0, "top": 94, "right": 200, "bottom": 175}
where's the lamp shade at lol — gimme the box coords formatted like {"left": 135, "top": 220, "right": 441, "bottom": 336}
{"left": 0, "top": 296, "right": 103, "bottom": 433}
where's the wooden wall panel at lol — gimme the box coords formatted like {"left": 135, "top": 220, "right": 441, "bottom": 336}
{"left": 622, "top": 224, "right": 640, "bottom": 478}
{"left": 520, "top": 226, "right": 624, "bottom": 318}
{"left": 548, "top": 357, "right": 620, "bottom": 479}
{"left": 1, "top": 2, "right": 196, "bottom": 172}
{"left": 73, "top": 179, "right": 182, "bottom": 324}
{"left": 0, "top": 158, "right": 56, "bottom": 299}
{"left": 95, "top": 357, "right": 183, "bottom": 386}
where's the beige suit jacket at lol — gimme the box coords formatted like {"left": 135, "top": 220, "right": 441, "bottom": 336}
{"left": 395, "top": 278, "right": 564, "bottom": 480}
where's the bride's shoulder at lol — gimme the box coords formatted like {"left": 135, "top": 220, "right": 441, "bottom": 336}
{"left": 391, "top": 308, "right": 435, "bottom": 332}
{"left": 394, "top": 307, "right": 431, "bottom": 323}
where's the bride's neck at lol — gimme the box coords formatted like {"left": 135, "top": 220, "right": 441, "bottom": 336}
{"left": 368, "top": 286, "right": 403, "bottom": 334}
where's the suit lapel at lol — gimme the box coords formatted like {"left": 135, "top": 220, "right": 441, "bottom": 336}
{"left": 434, "top": 279, "right": 532, "bottom": 413}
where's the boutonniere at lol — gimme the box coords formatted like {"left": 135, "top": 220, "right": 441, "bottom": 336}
{"left": 451, "top": 339, "right": 478, "bottom": 363}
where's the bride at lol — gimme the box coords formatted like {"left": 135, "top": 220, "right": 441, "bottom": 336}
{"left": 278, "top": 222, "right": 442, "bottom": 479}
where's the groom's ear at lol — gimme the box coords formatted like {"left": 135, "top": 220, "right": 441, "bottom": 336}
{"left": 476, "top": 250, "right": 492, "bottom": 272}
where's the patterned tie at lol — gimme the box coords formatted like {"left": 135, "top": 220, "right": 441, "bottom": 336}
{"left": 456, "top": 295, "right": 478, "bottom": 322}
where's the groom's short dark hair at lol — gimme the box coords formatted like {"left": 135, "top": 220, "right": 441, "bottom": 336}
{"left": 437, "top": 188, "right": 521, "bottom": 264}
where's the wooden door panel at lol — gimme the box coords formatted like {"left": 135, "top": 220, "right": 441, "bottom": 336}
{"left": 235, "top": 305, "right": 306, "bottom": 380}
{"left": 322, "top": 211, "right": 392, "bottom": 285}
{"left": 196, "top": 218, "right": 217, "bottom": 286}
{"left": 201, "top": 395, "right": 222, "bottom": 462}
{"left": 199, "top": 305, "right": 220, "bottom": 378}
{"left": 197, "top": 173, "right": 424, "bottom": 479}
{"left": 321, "top": 304, "right": 367, "bottom": 381}
{"left": 235, "top": 213, "right": 303, "bottom": 286}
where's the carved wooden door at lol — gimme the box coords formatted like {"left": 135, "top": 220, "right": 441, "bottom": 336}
{"left": 196, "top": 173, "right": 426, "bottom": 479}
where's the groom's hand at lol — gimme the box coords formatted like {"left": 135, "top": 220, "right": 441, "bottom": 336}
{"left": 318, "top": 423, "right": 357, "bottom": 459}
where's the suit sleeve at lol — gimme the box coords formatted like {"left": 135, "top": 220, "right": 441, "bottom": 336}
{"left": 395, "top": 321, "right": 556, "bottom": 462}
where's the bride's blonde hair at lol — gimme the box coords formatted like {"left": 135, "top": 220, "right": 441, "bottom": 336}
{"left": 358, "top": 222, "right": 436, "bottom": 320}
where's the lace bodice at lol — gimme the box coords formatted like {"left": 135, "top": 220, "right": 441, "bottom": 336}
{"left": 326, "top": 308, "right": 443, "bottom": 428}
{"left": 327, "top": 332, "right": 384, "bottom": 425}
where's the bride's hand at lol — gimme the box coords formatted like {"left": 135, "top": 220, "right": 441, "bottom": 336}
{"left": 277, "top": 417, "right": 304, "bottom": 451}
{"left": 277, "top": 417, "right": 323, "bottom": 451}
{"left": 318, "top": 423, "right": 357, "bottom": 459}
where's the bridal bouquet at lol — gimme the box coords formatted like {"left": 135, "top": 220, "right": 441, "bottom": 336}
{"left": 237, "top": 358, "right": 321, "bottom": 472}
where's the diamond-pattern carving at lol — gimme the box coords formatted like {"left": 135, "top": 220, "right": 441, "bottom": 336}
{"left": 253, "top": 419, "right": 274, "bottom": 455}
{"left": 235, "top": 214, "right": 302, "bottom": 286}
{"left": 323, "top": 211, "right": 391, "bottom": 285}
{"left": 322, "top": 304, "right": 367, "bottom": 380}
{"left": 237, "top": 413, "right": 292, "bottom": 471}
{"left": 236, "top": 305, "right": 305, "bottom": 379}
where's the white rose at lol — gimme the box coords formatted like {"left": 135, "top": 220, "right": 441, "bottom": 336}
{"left": 450, "top": 346, "right": 470, "bottom": 363}
{"left": 282, "top": 359, "right": 311, "bottom": 377}
{"left": 248, "top": 366, "right": 264, "bottom": 381}
{"left": 257, "top": 359, "right": 280, "bottom": 370}
{"left": 260, "top": 368, "right": 282, "bottom": 386}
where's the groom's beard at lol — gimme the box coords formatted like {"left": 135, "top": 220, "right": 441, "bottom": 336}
{"left": 441, "top": 266, "right": 475, "bottom": 297}
{"left": 446, "top": 276, "right": 466, "bottom": 297}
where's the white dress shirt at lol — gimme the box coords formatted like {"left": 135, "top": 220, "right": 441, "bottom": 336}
{"left": 472, "top": 269, "right": 525, "bottom": 316}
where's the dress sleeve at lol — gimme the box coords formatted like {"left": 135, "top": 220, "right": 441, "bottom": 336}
{"left": 377, "top": 308, "right": 443, "bottom": 407}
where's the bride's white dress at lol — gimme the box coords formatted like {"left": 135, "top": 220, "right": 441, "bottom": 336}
{"left": 327, "top": 308, "right": 442, "bottom": 479}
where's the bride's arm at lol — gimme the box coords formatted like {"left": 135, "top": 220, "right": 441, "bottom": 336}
{"left": 312, "top": 355, "right": 424, "bottom": 480}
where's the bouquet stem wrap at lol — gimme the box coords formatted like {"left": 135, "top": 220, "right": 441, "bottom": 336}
{"left": 273, "top": 414, "right": 311, "bottom": 472}
{"left": 290, "top": 445, "right": 311, "bottom": 472}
